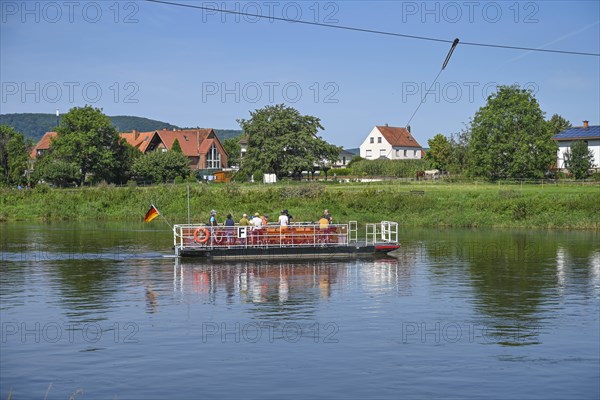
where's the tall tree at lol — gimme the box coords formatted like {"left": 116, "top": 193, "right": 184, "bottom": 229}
{"left": 0, "top": 125, "right": 32, "bottom": 186}
{"left": 427, "top": 134, "right": 452, "bottom": 171}
{"left": 50, "top": 106, "right": 130, "bottom": 185}
{"left": 547, "top": 114, "right": 572, "bottom": 136}
{"left": 564, "top": 140, "right": 594, "bottom": 179}
{"left": 238, "top": 104, "right": 340, "bottom": 179}
{"left": 223, "top": 137, "right": 241, "bottom": 167}
{"left": 467, "top": 85, "right": 556, "bottom": 179}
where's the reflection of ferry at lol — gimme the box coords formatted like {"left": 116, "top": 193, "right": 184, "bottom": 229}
{"left": 173, "top": 221, "right": 400, "bottom": 260}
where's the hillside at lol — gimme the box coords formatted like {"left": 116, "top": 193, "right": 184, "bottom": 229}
{"left": 0, "top": 113, "right": 243, "bottom": 142}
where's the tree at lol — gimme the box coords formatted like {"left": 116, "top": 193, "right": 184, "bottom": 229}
{"left": 467, "top": 85, "right": 556, "bottom": 179}
{"left": 223, "top": 137, "right": 241, "bottom": 167}
{"left": 447, "top": 126, "right": 470, "bottom": 174}
{"left": 547, "top": 114, "right": 572, "bottom": 136}
{"left": 426, "top": 134, "right": 452, "bottom": 171}
{"left": 238, "top": 104, "right": 340, "bottom": 179}
{"left": 0, "top": 125, "right": 32, "bottom": 186}
{"left": 171, "top": 138, "right": 183, "bottom": 153}
{"left": 131, "top": 150, "right": 191, "bottom": 184}
{"left": 50, "top": 106, "right": 131, "bottom": 186}
{"left": 32, "top": 155, "right": 80, "bottom": 187}
{"left": 564, "top": 140, "right": 594, "bottom": 179}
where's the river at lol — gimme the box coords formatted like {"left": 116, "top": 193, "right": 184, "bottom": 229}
{"left": 1, "top": 222, "right": 599, "bottom": 399}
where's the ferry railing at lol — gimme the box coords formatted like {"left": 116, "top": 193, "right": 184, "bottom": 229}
{"left": 349, "top": 221, "right": 358, "bottom": 243}
{"left": 365, "top": 221, "right": 398, "bottom": 245}
{"left": 173, "top": 223, "right": 350, "bottom": 252}
{"left": 380, "top": 221, "right": 398, "bottom": 243}
{"left": 365, "top": 223, "right": 377, "bottom": 245}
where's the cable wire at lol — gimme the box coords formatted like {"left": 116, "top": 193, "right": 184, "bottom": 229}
{"left": 145, "top": 0, "right": 600, "bottom": 57}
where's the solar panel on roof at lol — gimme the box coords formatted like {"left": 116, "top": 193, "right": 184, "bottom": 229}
{"left": 552, "top": 126, "right": 600, "bottom": 140}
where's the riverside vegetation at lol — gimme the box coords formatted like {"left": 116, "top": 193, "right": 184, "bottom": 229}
{"left": 1, "top": 181, "right": 598, "bottom": 229}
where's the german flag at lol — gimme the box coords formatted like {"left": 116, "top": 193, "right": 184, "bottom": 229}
{"left": 143, "top": 205, "right": 160, "bottom": 223}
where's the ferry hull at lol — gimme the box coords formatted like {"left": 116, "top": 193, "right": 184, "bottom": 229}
{"left": 178, "top": 243, "right": 399, "bottom": 260}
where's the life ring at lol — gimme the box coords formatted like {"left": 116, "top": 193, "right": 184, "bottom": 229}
{"left": 194, "top": 227, "right": 210, "bottom": 244}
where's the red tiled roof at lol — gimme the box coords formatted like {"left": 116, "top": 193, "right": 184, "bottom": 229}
{"left": 376, "top": 126, "right": 422, "bottom": 148}
{"left": 30, "top": 131, "right": 57, "bottom": 158}
{"left": 120, "top": 131, "right": 155, "bottom": 152}
{"left": 156, "top": 129, "right": 213, "bottom": 157}
{"left": 120, "top": 128, "right": 216, "bottom": 157}
{"left": 198, "top": 138, "right": 214, "bottom": 155}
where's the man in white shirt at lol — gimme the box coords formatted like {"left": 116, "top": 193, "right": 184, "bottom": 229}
{"left": 278, "top": 210, "right": 289, "bottom": 226}
{"left": 251, "top": 212, "right": 263, "bottom": 229}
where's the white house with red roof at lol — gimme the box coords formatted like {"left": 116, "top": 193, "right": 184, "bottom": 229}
{"left": 31, "top": 128, "right": 229, "bottom": 171}
{"left": 359, "top": 125, "right": 423, "bottom": 160}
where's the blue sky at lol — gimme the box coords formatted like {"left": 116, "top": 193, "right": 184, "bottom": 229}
{"left": 1, "top": 0, "right": 599, "bottom": 148}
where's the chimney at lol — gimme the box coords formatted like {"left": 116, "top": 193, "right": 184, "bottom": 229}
{"left": 583, "top": 120, "right": 589, "bottom": 129}
{"left": 132, "top": 129, "right": 139, "bottom": 140}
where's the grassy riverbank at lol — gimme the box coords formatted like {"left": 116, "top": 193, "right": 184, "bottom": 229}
{"left": 1, "top": 181, "right": 599, "bottom": 229}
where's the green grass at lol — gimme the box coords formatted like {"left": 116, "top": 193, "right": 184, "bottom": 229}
{"left": 1, "top": 181, "right": 599, "bottom": 229}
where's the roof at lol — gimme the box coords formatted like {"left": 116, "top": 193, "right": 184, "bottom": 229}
{"left": 552, "top": 125, "right": 600, "bottom": 141}
{"left": 339, "top": 149, "right": 356, "bottom": 157}
{"left": 376, "top": 126, "right": 422, "bottom": 148}
{"left": 121, "top": 128, "right": 216, "bottom": 156}
{"left": 30, "top": 131, "right": 57, "bottom": 158}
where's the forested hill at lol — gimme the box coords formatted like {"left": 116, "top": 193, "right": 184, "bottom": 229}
{"left": 0, "top": 113, "right": 243, "bottom": 142}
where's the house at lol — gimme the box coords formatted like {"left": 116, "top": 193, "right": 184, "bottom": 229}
{"left": 121, "top": 128, "right": 228, "bottom": 170}
{"left": 551, "top": 121, "right": 600, "bottom": 171}
{"left": 30, "top": 131, "right": 58, "bottom": 159}
{"left": 359, "top": 125, "right": 423, "bottom": 160}
{"left": 31, "top": 128, "right": 229, "bottom": 171}
{"left": 333, "top": 149, "right": 358, "bottom": 168}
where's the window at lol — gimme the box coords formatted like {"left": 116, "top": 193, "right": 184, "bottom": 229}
{"left": 370, "top": 137, "right": 374, "bottom": 144}
{"left": 206, "top": 143, "right": 221, "bottom": 169}
{"left": 380, "top": 149, "right": 386, "bottom": 157}
{"left": 342, "top": 156, "right": 346, "bottom": 165}
{"left": 396, "top": 149, "right": 400, "bottom": 157}
{"left": 365, "top": 149, "right": 372, "bottom": 158}
{"left": 377, "top": 137, "right": 382, "bottom": 143}
{"left": 403, "top": 150, "right": 407, "bottom": 157}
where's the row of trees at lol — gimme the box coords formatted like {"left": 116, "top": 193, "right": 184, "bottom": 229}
{"left": 1, "top": 106, "right": 191, "bottom": 187}
{"left": 2, "top": 88, "right": 594, "bottom": 187}
{"left": 426, "top": 86, "right": 595, "bottom": 179}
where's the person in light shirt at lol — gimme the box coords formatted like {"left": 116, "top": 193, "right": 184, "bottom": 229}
{"left": 251, "top": 212, "right": 263, "bottom": 229}
{"left": 278, "top": 210, "right": 289, "bottom": 226}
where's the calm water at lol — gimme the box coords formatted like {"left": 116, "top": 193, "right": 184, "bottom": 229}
{"left": 1, "top": 222, "right": 599, "bottom": 399}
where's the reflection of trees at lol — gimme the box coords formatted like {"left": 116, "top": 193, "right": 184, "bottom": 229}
{"left": 52, "top": 259, "right": 120, "bottom": 322}
{"left": 418, "top": 228, "right": 600, "bottom": 346}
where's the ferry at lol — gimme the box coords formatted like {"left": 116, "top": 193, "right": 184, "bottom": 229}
{"left": 173, "top": 221, "right": 400, "bottom": 260}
